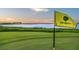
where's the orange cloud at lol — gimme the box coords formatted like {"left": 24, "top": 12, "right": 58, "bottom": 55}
{"left": 0, "top": 18, "right": 53, "bottom": 24}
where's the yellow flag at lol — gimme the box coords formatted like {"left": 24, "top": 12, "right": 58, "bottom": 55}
{"left": 55, "top": 11, "right": 76, "bottom": 28}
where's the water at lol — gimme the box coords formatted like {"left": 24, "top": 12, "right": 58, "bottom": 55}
{"left": 1, "top": 24, "right": 78, "bottom": 29}
{"left": 76, "top": 24, "right": 79, "bottom": 29}
{"left": 1, "top": 24, "right": 54, "bottom": 28}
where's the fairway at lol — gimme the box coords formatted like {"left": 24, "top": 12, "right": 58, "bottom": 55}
{"left": 56, "top": 32, "right": 79, "bottom": 50}
{"left": 0, "top": 32, "right": 53, "bottom": 50}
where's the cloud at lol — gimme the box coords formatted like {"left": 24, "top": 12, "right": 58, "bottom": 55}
{"left": 31, "top": 8, "right": 49, "bottom": 12}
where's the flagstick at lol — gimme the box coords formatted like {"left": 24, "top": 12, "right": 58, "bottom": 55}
{"left": 53, "top": 26, "right": 55, "bottom": 50}
{"left": 53, "top": 11, "right": 56, "bottom": 50}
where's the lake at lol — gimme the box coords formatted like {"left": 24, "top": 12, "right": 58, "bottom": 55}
{"left": 0, "top": 24, "right": 54, "bottom": 28}
{"left": 1, "top": 24, "right": 79, "bottom": 29}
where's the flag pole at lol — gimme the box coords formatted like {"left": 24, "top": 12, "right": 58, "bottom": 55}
{"left": 53, "top": 10, "right": 56, "bottom": 50}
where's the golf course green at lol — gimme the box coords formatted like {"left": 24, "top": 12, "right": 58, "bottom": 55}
{"left": 0, "top": 32, "right": 53, "bottom": 50}
{"left": 56, "top": 32, "right": 79, "bottom": 50}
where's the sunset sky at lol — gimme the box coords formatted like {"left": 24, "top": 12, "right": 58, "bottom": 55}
{"left": 0, "top": 8, "right": 79, "bottom": 22}
{"left": 0, "top": 8, "right": 53, "bottom": 19}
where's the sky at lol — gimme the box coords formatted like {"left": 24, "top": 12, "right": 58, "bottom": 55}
{"left": 0, "top": 8, "right": 79, "bottom": 22}
{"left": 0, "top": 8, "right": 79, "bottom": 21}
{"left": 0, "top": 8, "right": 54, "bottom": 19}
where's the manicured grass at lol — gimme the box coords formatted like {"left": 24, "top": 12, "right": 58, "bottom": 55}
{"left": 0, "top": 27, "right": 79, "bottom": 50}
{"left": 56, "top": 32, "right": 79, "bottom": 50}
{"left": 0, "top": 32, "right": 53, "bottom": 50}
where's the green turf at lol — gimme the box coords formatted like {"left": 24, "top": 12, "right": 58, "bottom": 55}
{"left": 0, "top": 31, "right": 79, "bottom": 50}
{"left": 56, "top": 32, "right": 79, "bottom": 50}
{"left": 0, "top": 32, "right": 53, "bottom": 50}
